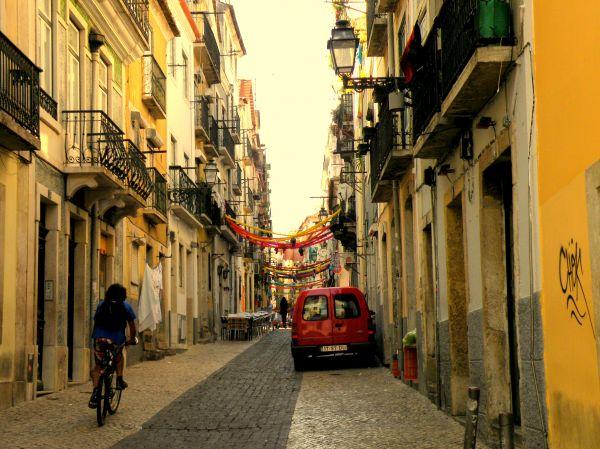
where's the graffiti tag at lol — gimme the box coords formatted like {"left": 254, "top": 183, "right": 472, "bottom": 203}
{"left": 558, "top": 239, "right": 596, "bottom": 337}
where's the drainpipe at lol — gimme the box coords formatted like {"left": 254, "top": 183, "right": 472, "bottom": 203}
{"left": 430, "top": 184, "right": 442, "bottom": 409}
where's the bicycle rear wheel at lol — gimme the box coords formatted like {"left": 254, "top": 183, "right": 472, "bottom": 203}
{"left": 96, "top": 376, "right": 108, "bottom": 427}
{"left": 107, "top": 372, "right": 122, "bottom": 415}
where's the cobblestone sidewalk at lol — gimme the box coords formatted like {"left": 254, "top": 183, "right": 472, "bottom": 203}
{"left": 0, "top": 339, "right": 255, "bottom": 449}
{"left": 112, "top": 330, "right": 301, "bottom": 449}
{"left": 287, "top": 358, "right": 490, "bottom": 449}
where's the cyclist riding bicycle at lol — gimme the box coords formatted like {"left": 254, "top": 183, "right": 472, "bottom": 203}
{"left": 89, "top": 283, "right": 137, "bottom": 409}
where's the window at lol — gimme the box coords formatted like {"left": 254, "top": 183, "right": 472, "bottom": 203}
{"left": 131, "top": 244, "right": 140, "bottom": 285}
{"left": 182, "top": 51, "right": 189, "bottom": 99}
{"left": 334, "top": 294, "right": 361, "bottom": 319}
{"left": 302, "top": 295, "right": 329, "bottom": 321}
{"left": 38, "top": 0, "right": 53, "bottom": 91}
{"left": 99, "top": 58, "right": 109, "bottom": 113}
{"left": 178, "top": 244, "right": 184, "bottom": 288}
{"left": 67, "top": 19, "right": 80, "bottom": 109}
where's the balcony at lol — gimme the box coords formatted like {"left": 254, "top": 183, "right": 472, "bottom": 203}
{"left": 40, "top": 88, "right": 57, "bottom": 120}
{"left": 245, "top": 187, "right": 255, "bottom": 213}
{"left": 62, "top": 110, "right": 153, "bottom": 215}
{"left": 0, "top": 30, "right": 41, "bottom": 153}
{"left": 232, "top": 163, "right": 242, "bottom": 196}
{"left": 221, "top": 201, "right": 239, "bottom": 246}
{"left": 378, "top": 0, "right": 399, "bottom": 12}
{"left": 411, "top": 0, "right": 514, "bottom": 159}
{"left": 122, "top": 0, "right": 150, "bottom": 41}
{"left": 195, "top": 181, "right": 214, "bottom": 227}
{"left": 142, "top": 54, "right": 166, "bottom": 119}
{"left": 219, "top": 124, "right": 235, "bottom": 167}
{"left": 144, "top": 167, "right": 168, "bottom": 224}
{"left": 366, "top": 0, "right": 386, "bottom": 57}
{"left": 168, "top": 166, "right": 203, "bottom": 227}
{"left": 197, "top": 16, "right": 220, "bottom": 85}
{"left": 369, "top": 102, "right": 412, "bottom": 203}
{"left": 230, "top": 106, "right": 241, "bottom": 143}
{"left": 204, "top": 114, "right": 220, "bottom": 158}
{"left": 194, "top": 95, "right": 211, "bottom": 144}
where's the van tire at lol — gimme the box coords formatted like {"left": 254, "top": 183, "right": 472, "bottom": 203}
{"left": 293, "top": 355, "right": 306, "bottom": 371}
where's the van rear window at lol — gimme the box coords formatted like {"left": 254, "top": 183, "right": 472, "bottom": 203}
{"left": 334, "top": 294, "right": 361, "bottom": 319}
{"left": 302, "top": 295, "right": 328, "bottom": 321}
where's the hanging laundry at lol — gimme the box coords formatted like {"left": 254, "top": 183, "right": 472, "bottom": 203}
{"left": 138, "top": 264, "right": 162, "bottom": 332}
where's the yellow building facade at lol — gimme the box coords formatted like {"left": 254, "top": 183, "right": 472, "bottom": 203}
{"left": 533, "top": 1, "right": 600, "bottom": 447}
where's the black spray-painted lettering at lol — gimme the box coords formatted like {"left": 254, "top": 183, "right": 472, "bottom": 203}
{"left": 558, "top": 239, "right": 596, "bottom": 337}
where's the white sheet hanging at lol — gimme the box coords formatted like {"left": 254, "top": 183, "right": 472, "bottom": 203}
{"left": 138, "top": 264, "right": 162, "bottom": 332}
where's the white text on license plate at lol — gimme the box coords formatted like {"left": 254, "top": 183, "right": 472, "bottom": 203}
{"left": 320, "top": 345, "right": 348, "bottom": 352}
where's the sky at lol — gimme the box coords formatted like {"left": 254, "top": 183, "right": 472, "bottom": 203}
{"left": 230, "top": 0, "right": 339, "bottom": 233}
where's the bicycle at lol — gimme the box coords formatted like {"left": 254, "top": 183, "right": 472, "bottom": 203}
{"left": 93, "top": 338, "right": 136, "bottom": 427}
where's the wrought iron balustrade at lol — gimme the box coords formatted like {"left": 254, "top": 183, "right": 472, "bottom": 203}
{"left": 40, "top": 88, "right": 57, "bottom": 120}
{"left": 63, "top": 109, "right": 129, "bottom": 181}
{"left": 0, "top": 30, "right": 41, "bottom": 137}
{"left": 194, "top": 95, "right": 210, "bottom": 132}
{"left": 124, "top": 0, "right": 150, "bottom": 40}
{"left": 147, "top": 167, "right": 168, "bottom": 217}
{"left": 195, "top": 181, "right": 213, "bottom": 219}
{"left": 246, "top": 187, "right": 255, "bottom": 211}
{"left": 369, "top": 101, "right": 398, "bottom": 194}
{"left": 225, "top": 201, "right": 236, "bottom": 220}
{"left": 169, "top": 166, "right": 199, "bottom": 216}
{"left": 220, "top": 123, "right": 235, "bottom": 161}
{"left": 411, "top": 27, "right": 440, "bottom": 142}
{"left": 142, "top": 54, "right": 166, "bottom": 113}
{"left": 208, "top": 114, "right": 219, "bottom": 147}
{"left": 341, "top": 93, "right": 353, "bottom": 123}
{"left": 123, "top": 140, "right": 153, "bottom": 199}
{"left": 203, "top": 16, "right": 221, "bottom": 80}
{"left": 209, "top": 199, "right": 222, "bottom": 226}
{"left": 235, "top": 162, "right": 242, "bottom": 186}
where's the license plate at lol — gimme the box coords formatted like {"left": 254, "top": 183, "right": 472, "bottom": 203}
{"left": 320, "top": 345, "right": 348, "bottom": 352}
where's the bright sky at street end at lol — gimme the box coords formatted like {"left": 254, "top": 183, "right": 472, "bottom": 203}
{"left": 231, "top": 0, "right": 339, "bottom": 233}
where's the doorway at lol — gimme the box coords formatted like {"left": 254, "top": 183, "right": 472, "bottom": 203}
{"left": 36, "top": 203, "right": 48, "bottom": 390}
{"left": 67, "top": 218, "right": 76, "bottom": 381}
{"left": 445, "top": 194, "right": 470, "bottom": 415}
{"left": 481, "top": 154, "right": 521, "bottom": 424}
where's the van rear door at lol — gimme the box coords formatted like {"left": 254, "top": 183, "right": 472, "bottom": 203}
{"left": 332, "top": 291, "right": 369, "bottom": 345}
{"left": 297, "top": 293, "right": 333, "bottom": 346}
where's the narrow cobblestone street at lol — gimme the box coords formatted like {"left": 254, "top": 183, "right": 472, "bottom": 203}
{"left": 0, "top": 331, "right": 488, "bottom": 449}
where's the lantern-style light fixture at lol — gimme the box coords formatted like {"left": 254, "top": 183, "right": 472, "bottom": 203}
{"left": 318, "top": 207, "right": 329, "bottom": 221}
{"left": 327, "top": 20, "right": 359, "bottom": 77}
{"left": 203, "top": 161, "right": 219, "bottom": 187}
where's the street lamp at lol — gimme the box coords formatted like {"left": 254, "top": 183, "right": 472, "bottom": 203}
{"left": 318, "top": 207, "right": 328, "bottom": 221}
{"left": 203, "top": 161, "right": 219, "bottom": 187}
{"left": 327, "top": 20, "right": 405, "bottom": 94}
{"left": 327, "top": 20, "right": 359, "bottom": 77}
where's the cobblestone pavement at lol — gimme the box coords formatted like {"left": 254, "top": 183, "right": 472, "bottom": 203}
{"left": 287, "top": 357, "right": 490, "bottom": 449}
{"left": 1, "top": 330, "right": 490, "bottom": 449}
{"left": 0, "top": 339, "right": 254, "bottom": 449}
{"left": 112, "top": 330, "right": 301, "bottom": 449}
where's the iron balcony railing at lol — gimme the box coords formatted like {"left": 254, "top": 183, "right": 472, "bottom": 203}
{"left": 411, "top": 27, "right": 440, "bottom": 142}
{"left": 410, "top": 0, "right": 513, "bottom": 142}
{"left": 194, "top": 95, "right": 210, "bottom": 132}
{"left": 124, "top": 140, "right": 153, "bottom": 198}
{"left": 63, "top": 110, "right": 153, "bottom": 199}
{"left": 231, "top": 106, "right": 240, "bottom": 136}
{"left": 340, "top": 93, "right": 353, "bottom": 123}
{"left": 208, "top": 199, "right": 222, "bottom": 226}
{"left": 246, "top": 187, "right": 255, "bottom": 211}
{"left": 40, "top": 88, "right": 57, "bottom": 120}
{"left": 147, "top": 167, "right": 168, "bottom": 217}
{"left": 203, "top": 16, "right": 221, "bottom": 80}
{"left": 369, "top": 101, "right": 399, "bottom": 195}
{"left": 169, "top": 166, "right": 198, "bottom": 217}
{"left": 124, "top": 0, "right": 150, "bottom": 40}
{"left": 196, "top": 181, "right": 213, "bottom": 219}
{"left": 225, "top": 201, "right": 236, "bottom": 220}
{"left": 142, "top": 54, "right": 166, "bottom": 113}
{"left": 208, "top": 114, "right": 219, "bottom": 147}
{"left": 0, "top": 30, "right": 41, "bottom": 137}
{"left": 235, "top": 162, "right": 242, "bottom": 188}
{"left": 220, "top": 123, "right": 235, "bottom": 161}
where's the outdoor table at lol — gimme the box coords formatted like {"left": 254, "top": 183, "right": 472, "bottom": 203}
{"left": 222, "top": 312, "right": 274, "bottom": 340}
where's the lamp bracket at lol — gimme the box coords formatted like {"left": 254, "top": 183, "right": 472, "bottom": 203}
{"left": 342, "top": 76, "right": 406, "bottom": 93}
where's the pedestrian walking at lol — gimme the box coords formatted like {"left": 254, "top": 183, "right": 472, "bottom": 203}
{"left": 279, "top": 296, "right": 289, "bottom": 328}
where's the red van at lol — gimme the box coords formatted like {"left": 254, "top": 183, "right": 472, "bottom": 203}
{"left": 291, "top": 287, "right": 375, "bottom": 370}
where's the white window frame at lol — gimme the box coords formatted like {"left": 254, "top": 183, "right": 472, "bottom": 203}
{"left": 67, "top": 18, "right": 81, "bottom": 110}
{"left": 38, "top": 0, "right": 53, "bottom": 93}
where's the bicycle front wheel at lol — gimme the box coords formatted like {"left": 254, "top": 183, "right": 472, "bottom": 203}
{"left": 107, "top": 372, "right": 122, "bottom": 415}
{"left": 96, "top": 376, "right": 108, "bottom": 427}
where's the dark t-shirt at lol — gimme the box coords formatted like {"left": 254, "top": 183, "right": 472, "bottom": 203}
{"left": 91, "top": 300, "right": 136, "bottom": 344}
{"left": 279, "top": 298, "right": 288, "bottom": 312}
